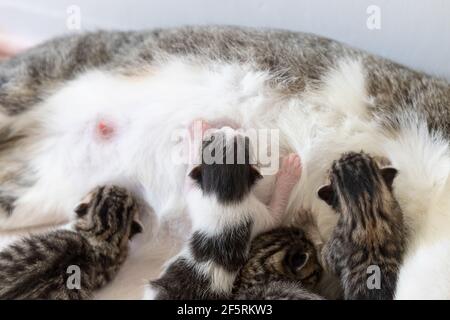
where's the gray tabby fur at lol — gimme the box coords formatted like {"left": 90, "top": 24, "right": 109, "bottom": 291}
{"left": 1, "top": 26, "right": 449, "bottom": 128}
{"left": 0, "top": 185, "right": 142, "bottom": 299}
{"left": 0, "top": 26, "right": 448, "bottom": 300}
{"left": 0, "top": 27, "right": 449, "bottom": 208}
{"left": 0, "top": 27, "right": 448, "bottom": 273}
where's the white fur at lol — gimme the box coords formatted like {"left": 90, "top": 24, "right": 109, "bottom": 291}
{"left": 205, "top": 261, "right": 236, "bottom": 294}
{"left": 143, "top": 180, "right": 278, "bottom": 299}
{"left": 0, "top": 58, "right": 449, "bottom": 299}
{"left": 185, "top": 182, "right": 278, "bottom": 295}
{"left": 395, "top": 167, "right": 450, "bottom": 299}
{"left": 186, "top": 188, "right": 276, "bottom": 236}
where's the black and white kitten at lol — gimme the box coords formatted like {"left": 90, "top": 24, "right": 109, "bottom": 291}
{"left": 0, "top": 185, "right": 142, "bottom": 299}
{"left": 145, "top": 122, "right": 301, "bottom": 299}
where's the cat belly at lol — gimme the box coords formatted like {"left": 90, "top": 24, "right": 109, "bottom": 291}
{"left": 10, "top": 60, "right": 364, "bottom": 231}
{"left": 0, "top": 61, "right": 289, "bottom": 229}
{"left": 1, "top": 57, "right": 450, "bottom": 299}
{"left": 0, "top": 58, "right": 429, "bottom": 233}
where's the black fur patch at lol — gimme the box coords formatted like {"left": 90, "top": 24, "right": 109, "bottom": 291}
{"left": 191, "top": 132, "right": 262, "bottom": 204}
{"left": 190, "top": 220, "right": 253, "bottom": 272}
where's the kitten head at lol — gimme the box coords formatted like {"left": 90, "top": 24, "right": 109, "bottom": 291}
{"left": 188, "top": 128, "right": 262, "bottom": 203}
{"left": 317, "top": 152, "right": 398, "bottom": 213}
{"left": 248, "top": 227, "right": 322, "bottom": 290}
{"left": 74, "top": 185, "right": 143, "bottom": 244}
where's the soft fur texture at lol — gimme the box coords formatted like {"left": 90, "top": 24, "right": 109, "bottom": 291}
{"left": 0, "top": 26, "right": 449, "bottom": 299}
{"left": 0, "top": 185, "right": 142, "bottom": 299}
{"left": 234, "top": 227, "right": 323, "bottom": 300}
{"left": 146, "top": 127, "right": 300, "bottom": 299}
{"left": 318, "top": 152, "right": 405, "bottom": 299}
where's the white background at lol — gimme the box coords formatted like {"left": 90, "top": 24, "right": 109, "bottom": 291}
{"left": 0, "top": 0, "right": 449, "bottom": 80}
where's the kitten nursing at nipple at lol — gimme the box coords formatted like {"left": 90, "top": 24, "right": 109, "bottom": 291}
{"left": 318, "top": 152, "right": 405, "bottom": 300}
{"left": 0, "top": 27, "right": 449, "bottom": 299}
{"left": 146, "top": 121, "right": 301, "bottom": 299}
{"left": 0, "top": 185, "right": 142, "bottom": 299}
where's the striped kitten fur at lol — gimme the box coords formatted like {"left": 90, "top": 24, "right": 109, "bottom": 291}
{"left": 233, "top": 227, "right": 324, "bottom": 300}
{"left": 146, "top": 126, "right": 301, "bottom": 299}
{"left": 0, "top": 185, "right": 142, "bottom": 299}
{"left": 318, "top": 152, "right": 405, "bottom": 300}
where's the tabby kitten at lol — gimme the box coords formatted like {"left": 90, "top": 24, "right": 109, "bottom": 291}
{"left": 233, "top": 227, "right": 324, "bottom": 300}
{"left": 146, "top": 124, "right": 301, "bottom": 300}
{"left": 317, "top": 152, "right": 405, "bottom": 300}
{"left": 0, "top": 185, "right": 142, "bottom": 299}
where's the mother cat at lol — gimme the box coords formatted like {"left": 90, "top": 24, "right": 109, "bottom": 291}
{"left": 0, "top": 26, "right": 449, "bottom": 299}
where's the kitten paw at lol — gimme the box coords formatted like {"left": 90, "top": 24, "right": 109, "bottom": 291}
{"left": 276, "top": 153, "right": 302, "bottom": 187}
{"left": 269, "top": 153, "right": 302, "bottom": 221}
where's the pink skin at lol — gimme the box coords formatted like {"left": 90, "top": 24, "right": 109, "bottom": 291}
{"left": 269, "top": 153, "right": 302, "bottom": 221}
{"left": 0, "top": 34, "right": 29, "bottom": 59}
{"left": 96, "top": 120, "right": 116, "bottom": 140}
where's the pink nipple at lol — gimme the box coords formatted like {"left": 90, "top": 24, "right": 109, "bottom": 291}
{"left": 96, "top": 120, "right": 115, "bottom": 140}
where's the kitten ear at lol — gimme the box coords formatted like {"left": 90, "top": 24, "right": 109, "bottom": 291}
{"left": 381, "top": 167, "right": 398, "bottom": 189}
{"left": 373, "top": 155, "right": 392, "bottom": 167}
{"left": 188, "top": 165, "right": 202, "bottom": 184}
{"left": 249, "top": 165, "right": 263, "bottom": 185}
{"left": 74, "top": 203, "right": 89, "bottom": 217}
{"left": 317, "top": 184, "right": 334, "bottom": 206}
{"left": 129, "top": 220, "right": 144, "bottom": 240}
{"left": 287, "top": 251, "right": 309, "bottom": 273}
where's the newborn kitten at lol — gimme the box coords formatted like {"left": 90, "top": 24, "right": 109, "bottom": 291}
{"left": 233, "top": 227, "right": 324, "bottom": 300}
{"left": 0, "top": 185, "right": 142, "bottom": 299}
{"left": 146, "top": 122, "right": 301, "bottom": 299}
{"left": 317, "top": 152, "right": 405, "bottom": 300}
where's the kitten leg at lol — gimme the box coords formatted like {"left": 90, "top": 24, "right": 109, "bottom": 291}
{"left": 0, "top": 34, "right": 29, "bottom": 60}
{"left": 269, "top": 153, "right": 302, "bottom": 221}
